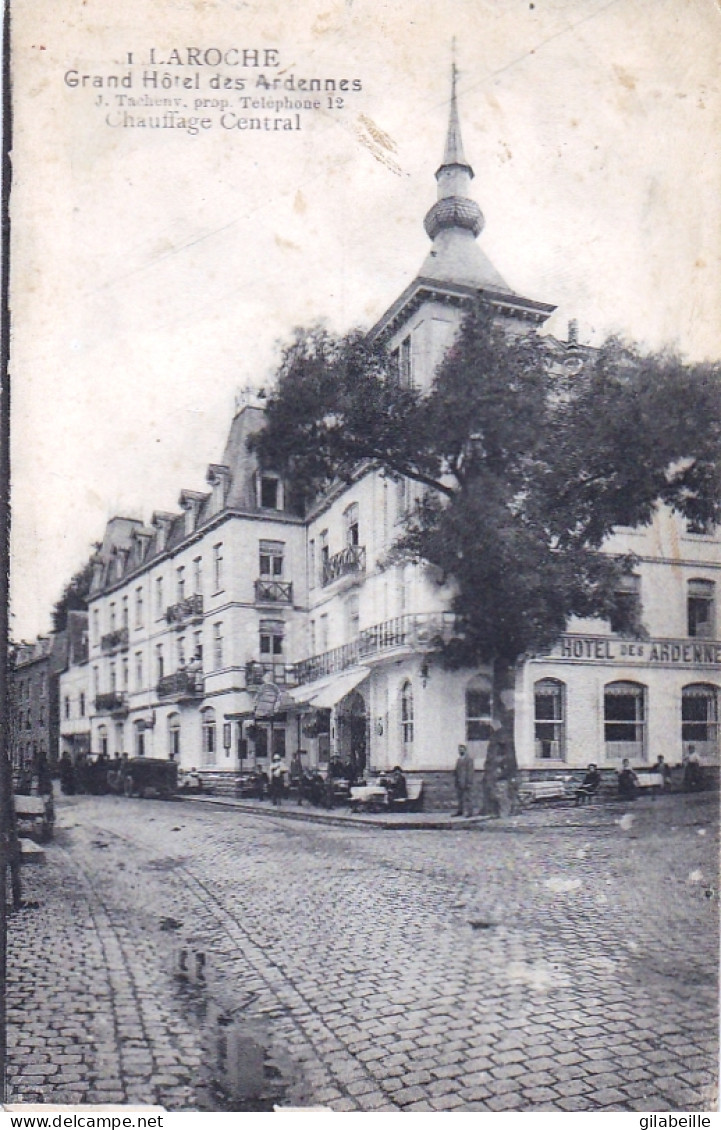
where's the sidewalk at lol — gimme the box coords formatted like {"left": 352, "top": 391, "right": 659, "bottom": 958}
{"left": 180, "top": 792, "right": 490, "bottom": 829}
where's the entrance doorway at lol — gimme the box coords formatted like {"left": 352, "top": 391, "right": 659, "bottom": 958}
{"left": 337, "top": 691, "right": 368, "bottom": 780}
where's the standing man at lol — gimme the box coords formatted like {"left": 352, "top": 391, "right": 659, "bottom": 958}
{"left": 454, "top": 744, "right": 474, "bottom": 817}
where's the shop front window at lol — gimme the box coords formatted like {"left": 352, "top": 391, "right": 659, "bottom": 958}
{"left": 466, "top": 675, "right": 492, "bottom": 743}
{"left": 682, "top": 683, "right": 719, "bottom": 761}
{"left": 604, "top": 681, "right": 646, "bottom": 762}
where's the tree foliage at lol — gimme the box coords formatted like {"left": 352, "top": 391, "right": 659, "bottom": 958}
{"left": 51, "top": 551, "right": 99, "bottom": 632}
{"left": 252, "top": 300, "right": 720, "bottom": 810}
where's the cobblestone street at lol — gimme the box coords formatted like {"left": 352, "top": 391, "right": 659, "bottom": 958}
{"left": 6, "top": 792, "right": 719, "bottom": 1112}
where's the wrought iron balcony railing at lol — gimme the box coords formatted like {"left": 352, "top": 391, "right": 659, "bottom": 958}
{"left": 293, "top": 612, "right": 457, "bottom": 685}
{"left": 94, "top": 691, "right": 129, "bottom": 715}
{"left": 321, "top": 545, "right": 366, "bottom": 587}
{"left": 156, "top": 669, "right": 204, "bottom": 700}
{"left": 166, "top": 593, "right": 204, "bottom": 625}
{"left": 254, "top": 579, "right": 293, "bottom": 604}
{"left": 100, "top": 628, "right": 129, "bottom": 653}
{"left": 245, "top": 661, "right": 300, "bottom": 689}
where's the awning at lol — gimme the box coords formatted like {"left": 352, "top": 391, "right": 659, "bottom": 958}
{"left": 286, "top": 667, "right": 370, "bottom": 710}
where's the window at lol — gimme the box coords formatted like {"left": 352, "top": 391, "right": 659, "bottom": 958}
{"left": 400, "top": 680, "right": 414, "bottom": 748}
{"left": 178, "top": 636, "right": 186, "bottom": 669}
{"left": 109, "top": 602, "right": 116, "bottom": 631}
{"left": 99, "top": 725, "right": 108, "bottom": 758}
{"left": 168, "top": 713, "right": 181, "bottom": 760}
{"left": 155, "top": 576, "right": 164, "bottom": 616}
{"left": 64, "top": 696, "right": 71, "bottom": 720}
{"left": 156, "top": 645, "right": 164, "bottom": 682}
{"left": 213, "top": 544, "right": 224, "bottom": 592}
{"left": 344, "top": 503, "right": 359, "bottom": 547}
{"left": 134, "top": 720, "right": 145, "bottom": 758}
{"left": 93, "top": 609, "right": 100, "bottom": 644}
{"left": 320, "top": 530, "right": 329, "bottom": 581}
{"left": 259, "top": 619, "right": 283, "bottom": 658}
{"left": 135, "top": 652, "right": 143, "bottom": 691}
{"left": 534, "top": 679, "right": 566, "bottom": 760}
{"left": 604, "top": 681, "right": 646, "bottom": 761}
{"left": 309, "top": 620, "right": 316, "bottom": 656}
{"left": 396, "top": 476, "right": 412, "bottom": 519}
{"left": 79, "top": 692, "right": 86, "bottom": 717}
{"left": 193, "top": 630, "right": 203, "bottom": 663}
{"left": 390, "top": 335, "right": 413, "bottom": 387}
{"left": 177, "top": 566, "right": 185, "bottom": 601}
{"left": 122, "top": 596, "right": 129, "bottom": 629}
{"left": 308, "top": 540, "right": 316, "bottom": 590}
{"left": 688, "top": 579, "right": 715, "bottom": 639}
{"left": 319, "top": 613, "right": 329, "bottom": 652}
{"left": 135, "top": 587, "right": 144, "bottom": 628}
{"left": 466, "top": 675, "right": 492, "bottom": 742}
{"left": 259, "top": 540, "right": 284, "bottom": 578}
{"left": 610, "top": 575, "right": 641, "bottom": 634}
{"left": 260, "top": 475, "right": 281, "bottom": 510}
{"left": 121, "top": 657, "right": 128, "bottom": 690}
{"left": 346, "top": 593, "right": 360, "bottom": 639}
{"left": 193, "top": 556, "right": 202, "bottom": 594}
{"left": 682, "top": 684, "right": 719, "bottom": 758}
{"left": 109, "top": 661, "right": 117, "bottom": 692}
{"left": 213, "top": 623, "right": 224, "bottom": 669}
{"left": 201, "top": 708, "right": 217, "bottom": 767}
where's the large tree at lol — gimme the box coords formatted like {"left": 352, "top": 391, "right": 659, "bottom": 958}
{"left": 252, "top": 300, "right": 721, "bottom": 813}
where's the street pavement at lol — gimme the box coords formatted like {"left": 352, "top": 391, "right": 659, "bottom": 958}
{"left": 6, "top": 790, "right": 719, "bottom": 1112}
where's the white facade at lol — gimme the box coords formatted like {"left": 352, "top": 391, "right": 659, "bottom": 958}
{"left": 81, "top": 81, "right": 719, "bottom": 785}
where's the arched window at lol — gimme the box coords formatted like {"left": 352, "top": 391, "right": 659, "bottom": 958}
{"left": 604, "top": 681, "right": 646, "bottom": 762}
{"left": 534, "top": 679, "right": 566, "bottom": 760}
{"left": 466, "top": 675, "right": 492, "bottom": 743}
{"left": 682, "top": 684, "right": 719, "bottom": 761}
{"left": 168, "top": 713, "right": 181, "bottom": 761}
{"left": 201, "top": 708, "right": 216, "bottom": 767}
{"left": 400, "top": 681, "right": 414, "bottom": 749}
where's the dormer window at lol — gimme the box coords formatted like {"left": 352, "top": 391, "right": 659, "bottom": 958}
{"left": 206, "top": 464, "right": 230, "bottom": 517}
{"left": 259, "top": 474, "right": 283, "bottom": 510}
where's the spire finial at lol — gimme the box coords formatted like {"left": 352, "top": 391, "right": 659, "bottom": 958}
{"left": 441, "top": 47, "right": 470, "bottom": 173}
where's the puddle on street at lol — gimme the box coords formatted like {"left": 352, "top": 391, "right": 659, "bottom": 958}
{"left": 173, "top": 941, "right": 307, "bottom": 1111}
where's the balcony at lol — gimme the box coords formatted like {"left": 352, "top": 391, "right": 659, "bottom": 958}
{"left": 95, "top": 691, "right": 129, "bottom": 716}
{"left": 100, "top": 628, "right": 129, "bottom": 653}
{"left": 245, "top": 661, "right": 300, "bottom": 689}
{"left": 254, "top": 579, "right": 293, "bottom": 605}
{"left": 166, "top": 593, "right": 204, "bottom": 626}
{"left": 293, "top": 612, "right": 457, "bottom": 684}
{"left": 156, "top": 669, "right": 204, "bottom": 701}
{"left": 321, "top": 545, "right": 366, "bottom": 587}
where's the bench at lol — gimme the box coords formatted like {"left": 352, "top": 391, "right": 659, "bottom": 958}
{"left": 15, "top": 794, "right": 54, "bottom": 842}
{"left": 519, "top": 779, "right": 570, "bottom": 805}
{"left": 388, "top": 778, "right": 424, "bottom": 812}
{"left": 633, "top": 771, "right": 665, "bottom": 797}
{"left": 349, "top": 778, "right": 424, "bottom": 813}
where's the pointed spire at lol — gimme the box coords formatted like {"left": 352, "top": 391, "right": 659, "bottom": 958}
{"left": 420, "top": 58, "right": 513, "bottom": 293}
{"left": 439, "top": 60, "right": 472, "bottom": 177}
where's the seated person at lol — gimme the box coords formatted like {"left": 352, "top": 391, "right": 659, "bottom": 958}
{"left": 387, "top": 766, "right": 408, "bottom": 802}
{"left": 652, "top": 755, "right": 672, "bottom": 788}
{"left": 575, "top": 763, "right": 600, "bottom": 805}
{"left": 617, "top": 758, "right": 639, "bottom": 800}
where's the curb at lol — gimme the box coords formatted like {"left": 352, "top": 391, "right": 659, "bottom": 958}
{"left": 178, "top": 793, "right": 492, "bottom": 831}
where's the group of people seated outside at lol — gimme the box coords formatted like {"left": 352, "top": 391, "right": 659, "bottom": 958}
{"left": 575, "top": 750, "right": 705, "bottom": 804}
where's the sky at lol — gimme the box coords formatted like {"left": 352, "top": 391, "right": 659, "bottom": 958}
{"left": 9, "top": 0, "right": 721, "bottom": 640}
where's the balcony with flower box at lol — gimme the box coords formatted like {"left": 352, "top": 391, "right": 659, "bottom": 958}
{"left": 100, "top": 628, "right": 129, "bottom": 653}
{"left": 166, "top": 593, "right": 204, "bottom": 627}
{"left": 156, "top": 669, "right": 204, "bottom": 701}
{"left": 245, "top": 661, "right": 300, "bottom": 689}
{"left": 321, "top": 545, "right": 366, "bottom": 588}
{"left": 254, "top": 579, "right": 293, "bottom": 605}
{"left": 95, "top": 691, "right": 129, "bottom": 716}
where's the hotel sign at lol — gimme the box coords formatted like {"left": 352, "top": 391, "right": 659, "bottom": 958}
{"left": 551, "top": 635, "right": 721, "bottom": 667}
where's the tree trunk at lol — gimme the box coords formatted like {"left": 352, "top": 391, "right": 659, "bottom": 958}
{"left": 480, "top": 658, "right": 522, "bottom": 817}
